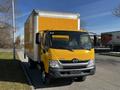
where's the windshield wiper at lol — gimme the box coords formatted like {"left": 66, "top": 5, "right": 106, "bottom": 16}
{"left": 65, "top": 46, "right": 73, "bottom": 51}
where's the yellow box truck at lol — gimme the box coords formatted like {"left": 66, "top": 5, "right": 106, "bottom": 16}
{"left": 24, "top": 10, "right": 95, "bottom": 84}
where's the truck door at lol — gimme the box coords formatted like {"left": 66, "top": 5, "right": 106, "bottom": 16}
{"left": 41, "top": 32, "right": 50, "bottom": 73}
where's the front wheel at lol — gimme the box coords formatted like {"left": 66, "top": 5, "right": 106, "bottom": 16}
{"left": 75, "top": 76, "right": 86, "bottom": 82}
{"left": 41, "top": 70, "right": 51, "bottom": 85}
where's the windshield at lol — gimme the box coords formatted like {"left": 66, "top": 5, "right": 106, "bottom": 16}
{"left": 49, "top": 31, "right": 93, "bottom": 50}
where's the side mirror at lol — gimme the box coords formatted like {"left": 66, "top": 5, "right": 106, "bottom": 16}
{"left": 94, "top": 35, "right": 97, "bottom": 47}
{"left": 36, "top": 33, "right": 41, "bottom": 44}
{"left": 45, "top": 46, "right": 49, "bottom": 51}
{"left": 43, "top": 46, "right": 49, "bottom": 53}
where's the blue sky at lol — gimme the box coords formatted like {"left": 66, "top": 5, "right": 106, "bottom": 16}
{"left": 16, "top": 0, "right": 120, "bottom": 36}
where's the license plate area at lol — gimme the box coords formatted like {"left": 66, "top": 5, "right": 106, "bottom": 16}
{"left": 71, "top": 70, "right": 81, "bottom": 74}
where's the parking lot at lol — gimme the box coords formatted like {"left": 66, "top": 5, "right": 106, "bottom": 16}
{"left": 20, "top": 52, "right": 120, "bottom": 90}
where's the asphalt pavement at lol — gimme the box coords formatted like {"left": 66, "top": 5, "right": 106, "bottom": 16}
{"left": 17, "top": 51, "right": 120, "bottom": 90}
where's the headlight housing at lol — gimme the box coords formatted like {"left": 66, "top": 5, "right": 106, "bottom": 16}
{"left": 87, "top": 60, "right": 95, "bottom": 67}
{"left": 49, "top": 60, "right": 60, "bottom": 68}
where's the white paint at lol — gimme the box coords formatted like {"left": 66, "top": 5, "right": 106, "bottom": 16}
{"left": 78, "top": 18, "right": 80, "bottom": 30}
{"left": 102, "top": 31, "right": 120, "bottom": 45}
{"left": 37, "top": 11, "right": 80, "bottom": 19}
{"left": 33, "top": 15, "right": 39, "bottom": 62}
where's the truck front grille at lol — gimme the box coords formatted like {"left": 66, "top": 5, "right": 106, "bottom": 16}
{"left": 59, "top": 60, "right": 89, "bottom": 69}
{"left": 63, "top": 65, "right": 87, "bottom": 69}
{"left": 60, "top": 60, "right": 89, "bottom": 64}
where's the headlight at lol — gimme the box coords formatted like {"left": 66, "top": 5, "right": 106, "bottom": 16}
{"left": 49, "top": 60, "right": 60, "bottom": 68}
{"left": 87, "top": 60, "right": 95, "bottom": 67}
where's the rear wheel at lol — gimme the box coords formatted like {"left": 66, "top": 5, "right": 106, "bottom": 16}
{"left": 28, "top": 58, "right": 36, "bottom": 69}
{"left": 75, "top": 76, "right": 86, "bottom": 82}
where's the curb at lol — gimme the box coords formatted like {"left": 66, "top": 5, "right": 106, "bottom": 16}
{"left": 99, "top": 53, "right": 120, "bottom": 57}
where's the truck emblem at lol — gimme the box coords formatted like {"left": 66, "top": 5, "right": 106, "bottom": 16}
{"left": 72, "top": 58, "right": 79, "bottom": 63}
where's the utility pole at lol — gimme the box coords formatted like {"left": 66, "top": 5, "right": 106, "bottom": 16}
{"left": 12, "top": 0, "right": 16, "bottom": 60}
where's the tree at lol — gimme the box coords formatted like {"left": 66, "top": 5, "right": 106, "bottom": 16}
{"left": 113, "top": 5, "right": 120, "bottom": 17}
{"left": 0, "top": 22, "right": 13, "bottom": 48}
{"left": 0, "top": 0, "right": 13, "bottom": 48}
{"left": 0, "top": 0, "right": 19, "bottom": 48}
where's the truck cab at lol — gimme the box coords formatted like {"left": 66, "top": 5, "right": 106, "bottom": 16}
{"left": 37, "top": 30, "right": 95, "bottom": 83}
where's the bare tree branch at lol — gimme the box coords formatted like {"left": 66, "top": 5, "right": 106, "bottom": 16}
{"left": 113, "top": 5, "right": 120, "bottom": 17}
{"left": 0, "top": 0, "right": 18, "bottom": 48}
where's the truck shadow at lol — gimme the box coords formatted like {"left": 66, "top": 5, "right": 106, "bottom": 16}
{"left": 35, "top": 78, "right": 73, "bottom": 89}
{"left": 0, "top": 59, "right": 30, "bottom": 85}
{"left": 23, "top": 62, "right": 73, "bottom": 89}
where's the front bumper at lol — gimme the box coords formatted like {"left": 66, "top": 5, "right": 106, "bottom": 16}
{"left": 49, "top": 66, "right": 96, "bottom": 78}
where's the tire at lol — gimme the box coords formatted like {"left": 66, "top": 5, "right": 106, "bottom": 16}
{"left": 28, "top": 58, "right": 36, "bottom": 69}
{"left": 41, "top": 66, "right": 51, "bottom": 85}
{"left": 75, "top": 76, "right": 86, "bottom": 82}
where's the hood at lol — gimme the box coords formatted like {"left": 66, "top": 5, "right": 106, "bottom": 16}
{"left": 48, "top": 48, "right": 95, "bottom": 60}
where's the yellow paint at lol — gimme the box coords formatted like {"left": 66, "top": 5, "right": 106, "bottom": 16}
{"left": 41, "top": 52, "right": 50, "bottom": 73}
{"left": 38, "top": 16, "right": 78, "bottom": 31}
{"left": 41, "top": 48, "right": 95, "bottom": 73}
{"left": 52, "top": 35, "right": 69, "bottom": 39}
{"left": 52, "top": 35, "right": 69, "bottom": 41}
{"left": 48, "top": 48, "right": 95, "bottom": 60}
